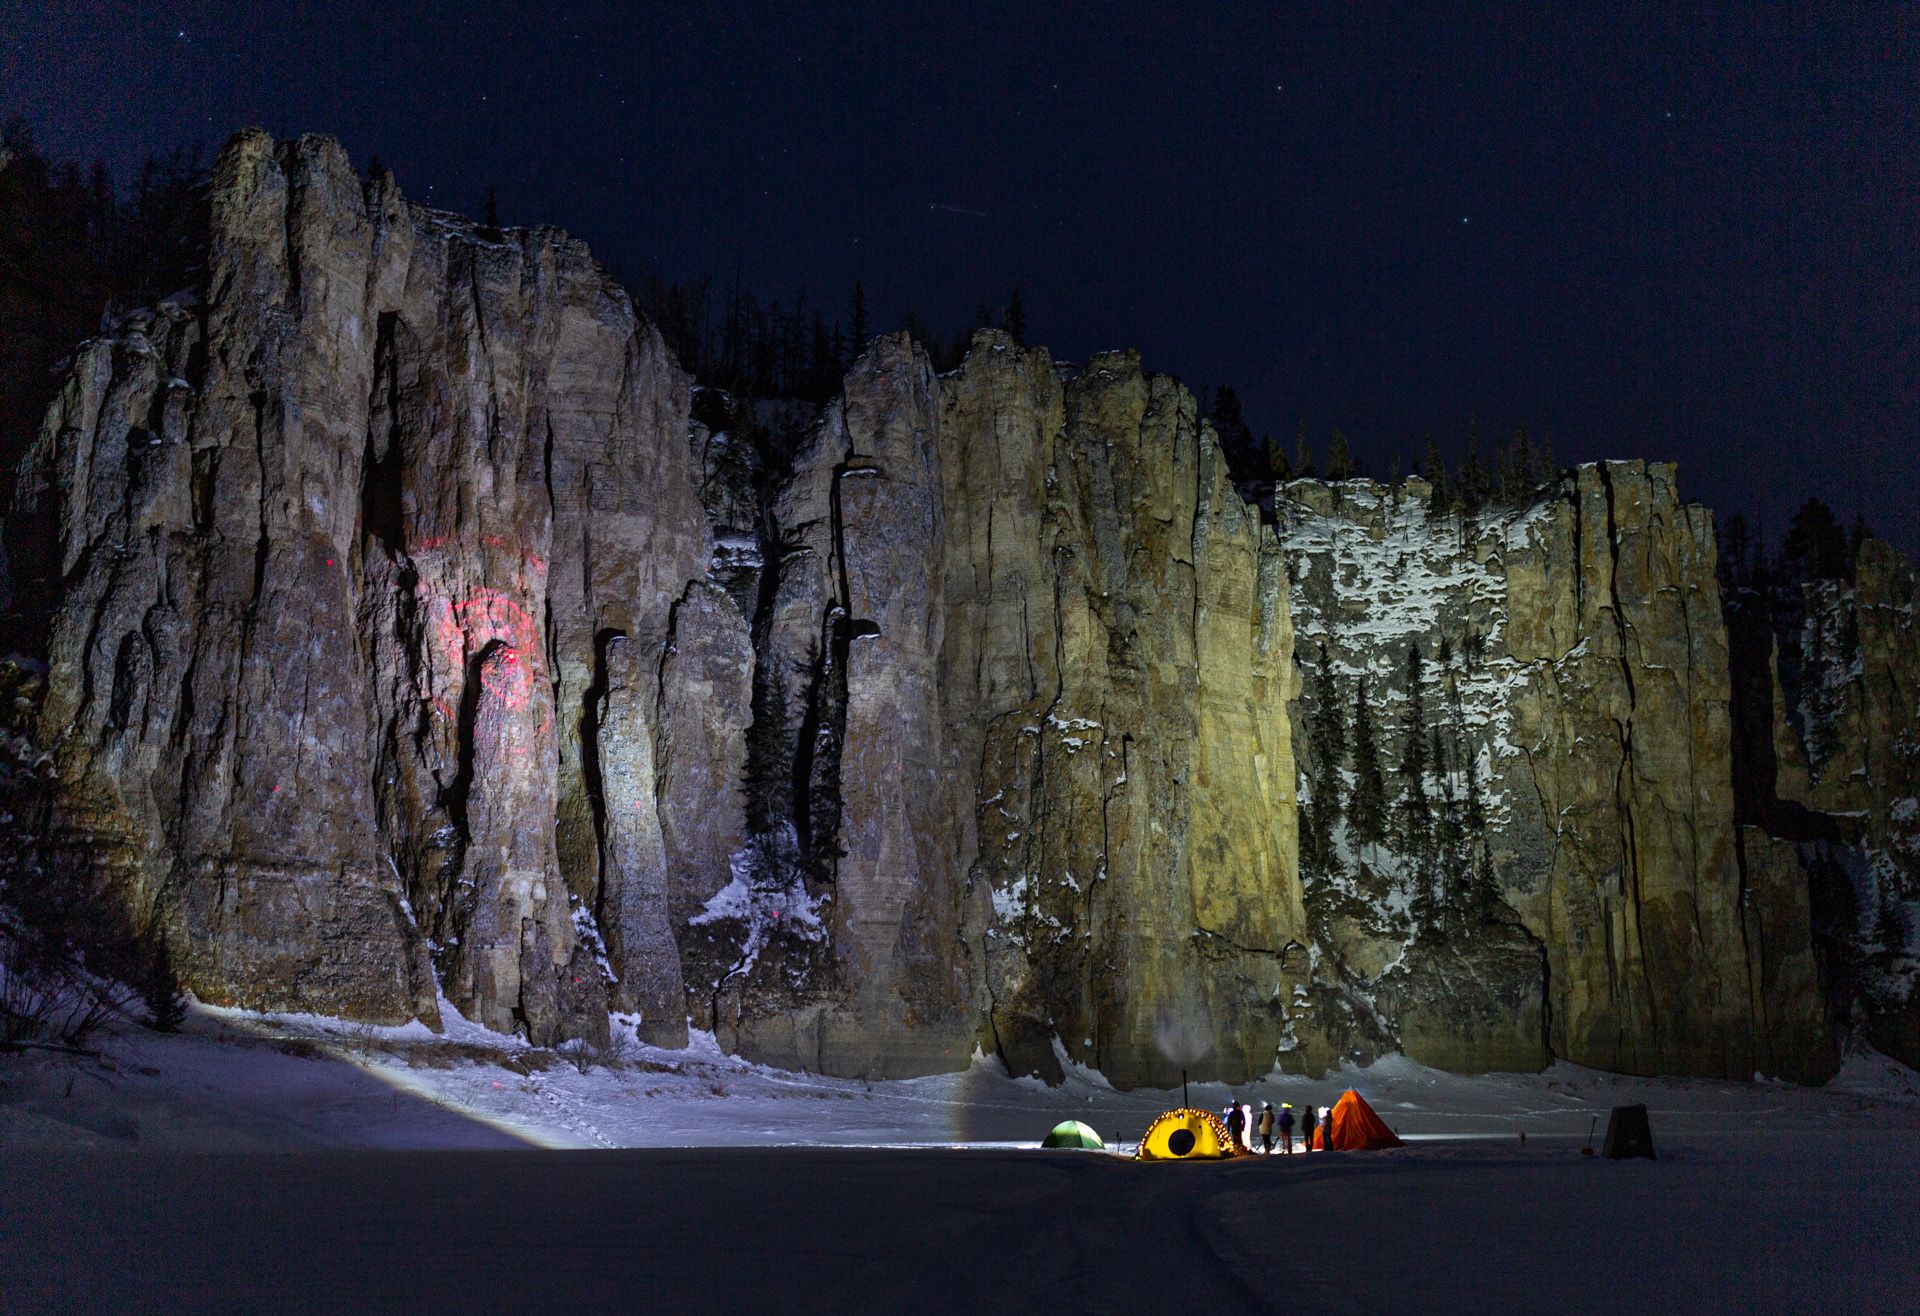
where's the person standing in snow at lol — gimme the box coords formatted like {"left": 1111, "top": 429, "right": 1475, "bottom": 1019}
{"left": 1226, "top": 1100, "right": 1246, "bottom": 1150}
{"left": 1257, "top": 1102, "right": 1275, "bottom": 1154}
{"left": 1301, "top": 1103, "right": 1318, "bottom": 1151}
{"left": 1277, "top": 1102, "right": 1296, "bottom": 1153}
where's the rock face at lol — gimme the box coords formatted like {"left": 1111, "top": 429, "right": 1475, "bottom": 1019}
{"left": 1727, "top": 539, "right": 1920, "bottom": 1067}
{"left": 1279, "top": 465, "right": 1834, "bottom": 1082}
{"left": 723, "top": 338, "right": 1302, "bottom": 1083}
{"left": 15, "top": 132, "right": 714, "bottom": 1044}
{"left": 15, "top": 130, "right": 1907, "bottom": 1086}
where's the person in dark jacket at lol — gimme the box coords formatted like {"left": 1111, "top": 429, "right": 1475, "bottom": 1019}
{"left": 1227, "top": 1100, "right": 1248, "bottom": 1150}
{"left": 1277, "top": 1102, "right": 1296, "bottom": 1153}
{"left": 1301, "top": 1103, "right": 1318, "bottom": 1151}
{"left": 1257, "top": 1102, "right": 1276, "bottom": 1153}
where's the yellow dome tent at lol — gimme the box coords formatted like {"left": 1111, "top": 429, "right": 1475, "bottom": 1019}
{"left": 1135, "top": 1108, "right": 1245, "bottom": 1161}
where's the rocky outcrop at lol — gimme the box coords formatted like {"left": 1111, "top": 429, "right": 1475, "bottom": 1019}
{"left": 1728, "top": 539, "right": 1920, "bottom": 1066}
{"left": 15, "top": 130, "right": 1899, "bottom": 1087}
{"left": 695, "top": 335, "right": 1301, "bottom": 1084}
{"left": 15, "top": 132, "right": 712, "bottom": 1044}
{"left": 1280, "top": 465, "right": 1835, "bottom": 1082}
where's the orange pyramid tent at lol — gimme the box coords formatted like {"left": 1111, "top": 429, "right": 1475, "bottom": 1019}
{"left": 1311, "top": 1089, "right": 1403, "bottom": 1151}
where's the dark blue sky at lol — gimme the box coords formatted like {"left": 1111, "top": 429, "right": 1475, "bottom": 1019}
{"left": 6, "top": 2, "right": 1915, "bottom": 550}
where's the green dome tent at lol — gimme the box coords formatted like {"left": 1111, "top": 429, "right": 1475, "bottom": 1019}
{"left": 1041, "top": 1120, "right": 1106, "bottom": 1150}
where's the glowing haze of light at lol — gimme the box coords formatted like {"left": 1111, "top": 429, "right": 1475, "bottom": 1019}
{"left": 1155, "top": 999, "right": 1216, "bottom": 1072}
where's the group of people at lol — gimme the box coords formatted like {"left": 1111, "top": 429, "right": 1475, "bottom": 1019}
{"left": 1223, "top": 1098, "right": 1319, "bottom": 1154}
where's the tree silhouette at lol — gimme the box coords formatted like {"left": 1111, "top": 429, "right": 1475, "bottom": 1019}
{"left": 1782, "top": 497, "right": 1849, "bottom": 582}
{"left": 1349, "top": 676, "right": 1387, "bottom": 844}
{"left": 1324, "top": 429, "right": 1354, "bottom": 480}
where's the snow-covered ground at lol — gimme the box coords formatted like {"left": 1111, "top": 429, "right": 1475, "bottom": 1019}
{"left": 5, "top": 1008, "right": 1919, "bottom": 1312}
{"left": 4, "top": 1000, "right": 1919, "bottom": 1152}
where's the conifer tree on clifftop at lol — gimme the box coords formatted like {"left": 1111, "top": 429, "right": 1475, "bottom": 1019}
{"left": 1783, "top": 497, "right": 1849, "bottom": 582}
{"left": 1324, "top": 429, "right": 1355, "bottom": 481}
{"left": 1292, "top": 420, "right": 1315, "bottom": 480}
{"left": 1206, "top": 385, "right": 1260, "bottom": 484}
{"left": 849, "top": 279, "right": 869, "bottom": 348}
{"left": 1423, "top": 433, "right": 1454, "bottom": 517}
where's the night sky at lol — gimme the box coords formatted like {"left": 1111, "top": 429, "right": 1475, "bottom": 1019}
{"left": 6, "top": 2, "right": 1915, "bottom": 551}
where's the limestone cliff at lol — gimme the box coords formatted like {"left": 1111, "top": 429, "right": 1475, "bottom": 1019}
{"left": 1278, "top": 467, "right": 1833, "bottom": 1083}
{"left": 1727, "top": 540, "right": 1920, "bottom": 1066}
{"left": 14, "top": 132, "right": 717, "bottom": 1045}
{"left": 13, "top": 131, "right": 1903, "bottom": 1088}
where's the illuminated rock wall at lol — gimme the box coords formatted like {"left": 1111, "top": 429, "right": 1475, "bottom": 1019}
{"left": 15, "top": 131, "right": 1882, "bottom": 1085}
{"left": 1280, "top": 467, "right": 1836, "bottom": 1083}
{"left": 19, "top": 132, "right": 716, "bottom": 1043}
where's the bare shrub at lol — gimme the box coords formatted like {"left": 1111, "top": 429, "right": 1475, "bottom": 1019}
{"left": 0, "top": 685, "right": 145, "bottom": 1051}
{"left": 556, "top": 1030, "right": 636, "bottom": 1075}
{"left": 406, "top": 1039, "right": 520, "bottom": 1070}
{"left": 0, "top": 935, "right": 134, "bottom": 1049}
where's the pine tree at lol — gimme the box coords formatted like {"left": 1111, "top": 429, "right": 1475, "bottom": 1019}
{"left": 807, "top": 308, "right": 835, "bottom": 401}
{"left": 141, "top": 927, "right": 187, "bottom": 1032}
{"left": 1004, "top": 285, "right": 1027, "bottom": 344}
{"left": 1461, "top": 411, "right": 1483, "bottom": 510}
{"left": 1847, "top": 512, "right": 1876, "bottom": 580}
{"left": 1507, "top": 424, "right": 1532, "bottom": 498}
{"left": 1783, "top": 497, "right": 1849, "bottom": 581}
{"left": 849, "top": 280, "right": 869, "bottom": 349}
{"left": 1423, "top": 433, "right": 1452, "bottom": 516}
{"left": 1301, "top": 647, "right": 1347, "bottom": 872}
{"left": 1324, "top": 429, "right": 1354, "bottom": 481}
{"left": 1315, "top": 645, "right": 1347, "bottom": 828}
{"left": 1293, "top": 423, "right": 1316, "bottom": 479}
{"left": 1265, "top": 435, "right": 1291, "bottom": 480}
{"left": 1207, "top": 385, "right": 1259, "bottom": 482}
{"left": 1720, "top": 512, "right": 1753, "bottom": 588}
{"left": 484, "top": 185, "right": 499, "bottom": 230}
{"left": 1397, "top": 645, "right": 1435, "bottom": 911}
{"left": 1751, "top": 511, "right": 1772, "bottom": 590}
{"left": 1873, "top": 880, "right": 1907, "bottom": 960}
{"left": 1349, "top": 677, "right": 1387, "bottom": 844}
{"left": 1399, "top": 646, "right": 1432, "bottom": 819}
{"left": 1461, "top": 738, "right": 1489, "bottom": 901}
{"left": 741, "top": 657, "right": 795, "bottom": 883}
{"left": 1429, "top": 725, "right": 1460, "bottom": 907}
